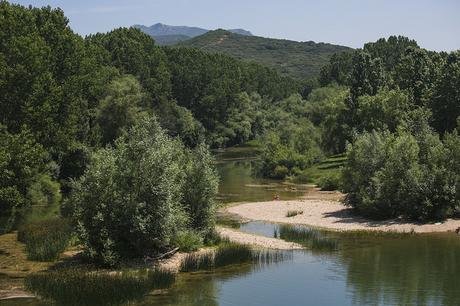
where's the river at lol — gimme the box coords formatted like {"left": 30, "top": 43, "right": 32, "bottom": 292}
{"left": 2, "top": 147, "right": 459, "bottom": 306}
{"left": 141, "top": 147, "right": 460, "bottom": 306}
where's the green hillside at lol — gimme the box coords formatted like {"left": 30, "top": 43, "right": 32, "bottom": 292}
{"left": 179, "top": 29, "right": 352, "bottom": 79}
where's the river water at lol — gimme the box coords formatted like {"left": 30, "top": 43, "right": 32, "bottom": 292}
{"left": 3, "top": 147, "right": 460, "bottom": 306}
{"left": 141, "top": 147, "right": 460, "bottom": 306}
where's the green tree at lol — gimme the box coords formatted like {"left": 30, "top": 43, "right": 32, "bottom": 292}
{"left": 431, "top": 51, "right": 460, "bottom": 133}
{"left": 95, "top": 75, "right": 148, "bottom": 145}
{"left": 0, "top": 126, "right": 49, "bottom": 233}
{"left": 67, "top": 117, "right": 218, "bottom": 266}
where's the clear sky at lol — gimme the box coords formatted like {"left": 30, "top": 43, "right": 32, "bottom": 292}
{"left": 10, "top": 0, "right": 460, "bottom": 51}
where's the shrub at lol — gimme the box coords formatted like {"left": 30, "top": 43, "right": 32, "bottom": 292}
{"left": 67, "top": 117, "right": 218, "bottom": 266}
{"left": 25, "top": 268, "right": 175, "bottom": 306}
{"left": 173, "top": 231, "right": 203, "bottom": 252}
{"left": 272, "top": 165, "right": 289, "bottom": 179}
{"left": 318, "top": 173, "right": 342, "bottom": 191}
{"left": 18, "top": 218, "right": 72, "bottom": 261}
{"left": 342, "top": 128, "right": 460, "bottom": 220}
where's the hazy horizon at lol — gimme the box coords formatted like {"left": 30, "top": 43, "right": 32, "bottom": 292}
{"left": 9, "top": 0, "right": 460, "bottom": 51}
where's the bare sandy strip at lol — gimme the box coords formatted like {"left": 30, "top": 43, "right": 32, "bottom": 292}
{"left": 157, "top": 228, "right": 302, "bottom": 273}
{"left": 216, "top": 226, "right": 302, "bottom": 249}
{"left": 225, "top": 199, "right": 460, "bottom": 233}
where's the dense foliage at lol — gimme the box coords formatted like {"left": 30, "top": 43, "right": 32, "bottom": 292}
{"left": 1, "top": 1, "right": 459, "bottom": 247}
{"left": 66, "top": 117, "right": 218, "bottom": 266}
{"left": 180, "top": 29, "right": 351, "bottom": 79}
{"left": 343, "top": 128, "right": 460, "bottom": 220}
{"left": 0, "top": 2, "right": 303, "bottom": 239}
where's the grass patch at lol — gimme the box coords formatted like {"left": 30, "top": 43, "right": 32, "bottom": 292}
{"left": 278, "top": 225, "right": 339, "bottom": 251}
{"left": 286, "top": 210, "right": 303, "bottom": 217}
{"left": 340, "top": 229, "right": 415, "bottom": 238}
{"left": 180, "top": 242, "right": 287, "bottom": 272}
{"left": 17, "top": 218, "right": 73, "bottom": 261}
{"left": 292, "top": 154, "right": 346, "bottom": 185}
{"left": 25, "top": 268, "right": 175, "bottom": 306}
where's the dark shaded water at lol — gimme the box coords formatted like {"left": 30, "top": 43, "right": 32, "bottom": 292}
{"left": 3, "top": 147, "right": 460, "bottom": 306}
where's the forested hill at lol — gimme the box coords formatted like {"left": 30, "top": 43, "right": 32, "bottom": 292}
{"left": 134, "top": 23, "right": 253, "bottom": 45}
{"left": 178, "top": 29, "right": 352, "bottom": 79}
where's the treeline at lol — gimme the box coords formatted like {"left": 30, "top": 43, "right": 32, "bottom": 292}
{"left": 0, "top": 2, "right": 301, "bottom": 263}
{"left": 256, "top": 36, "right": 460, "bottom": 220}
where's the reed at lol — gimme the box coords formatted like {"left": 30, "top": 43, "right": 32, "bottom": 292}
{"left": 180, "top": 242, "right": 288, "bottom": 272}
{"left": 18, "top": 218, "right": 73, "bottom": 261}
{"left": 25, "top": 268, "right": 175, "bottom": 306}
{"left": 279, "top": 225, "right": 339, "bottom": 251}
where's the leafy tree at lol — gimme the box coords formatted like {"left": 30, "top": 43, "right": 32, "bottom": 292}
{"left": 87, "top": 28, "right": 171, "bottom": 103}
{"left": 67, "top": 117, "right": 217, "bottom": 266}
{"left": 431, "top": 51, "right": 460, "bottom": 133}
{"left": 350, "top": 51, "right": 385, "bottom": 100}
{"left": 363, "top": 36, "right": 419, "bottom": 71}
{"left": 0, "top": 126, "right": 49, "bottom": 233}
{"left": 343, "top": 127, "right": 460, "bottom": 220}
{"left": 393, "top": 47, "right": 442, "bottom": 107}
{"left": 95, "top": 75, "right": 148, "bottom": 145}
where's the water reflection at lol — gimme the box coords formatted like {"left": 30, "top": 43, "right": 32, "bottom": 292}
{"left": 340, "top": 234, "right": 460, "bottom": 306}
{"left": 216, "top": 158, "right": 308, "bottom": 203}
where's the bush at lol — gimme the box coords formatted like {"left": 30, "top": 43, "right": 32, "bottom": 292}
{"left": 343, "top": 128, "right": 460, "bottom": 220}
{"left": 173, "top": 231, "right": 203, "bottom": 252}
{"left": 67, "top": 117, "right": 218, "bottom": 266}
{"left": 318, "top": 173, "right": 342, "bottom": 191}
{"left": 258, "top": 119, "right": 324, "bottom": 179}
{"left": 18, "top": 218, "right": 72, "bottom": 261}
{"left": 25, "top": 268, "right": 175, "bottom": 306}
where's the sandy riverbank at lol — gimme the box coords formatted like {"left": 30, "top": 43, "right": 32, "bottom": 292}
{"left": 225, "top": 198, "right": 460, "bottom": 233}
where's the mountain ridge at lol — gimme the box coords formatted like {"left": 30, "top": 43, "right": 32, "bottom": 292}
{"left": 178, "top": 29, "right": 353, "bottom": 79}
{"left": 133, "top": 23, "right": 253, "bottom": 45}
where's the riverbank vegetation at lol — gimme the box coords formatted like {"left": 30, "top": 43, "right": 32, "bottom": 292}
{"left": 1, "top": 0, "right": 460, "bottom": 280}
{"left": 25, "top": 268, "right": 175, "bottom": 305}
{"left": 17, "top": 218, "right": 72, "bottom": 261}
{"left": 255, "top": 36, "right": 460, "bottom": 221}
{"left": 180, "top": 242, "right": 288, "bottom": 272}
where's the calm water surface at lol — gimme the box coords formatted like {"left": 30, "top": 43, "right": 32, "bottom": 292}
{"left": 3, "top": 147, "right": 460, "bottom": 306}
{"left": 143, "top": 147, "right": 460, "bottom": 306}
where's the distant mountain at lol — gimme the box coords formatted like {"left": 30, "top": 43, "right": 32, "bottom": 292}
{"left": 152, "top": 34, "right": 191, "bottom": 46}
{"left": 133, "top": 23, "right": 253, "bottom": 45}
{"left": 178, "top": 29, "right": 352, "bottom": 79}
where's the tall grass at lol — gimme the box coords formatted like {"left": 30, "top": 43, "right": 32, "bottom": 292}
{"left": 25, "top": 268, "right": 175, "bottom": 306}
{"left": 180, "top": 242, "right": 288, "bottom": 272}
{"left": 279, "top": 225, "right": 339, "bottom": 251}
{"left": 18, "top": 218, "right": 73, "bottom": 261}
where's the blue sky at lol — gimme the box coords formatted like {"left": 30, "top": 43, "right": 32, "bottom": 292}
{"left": 10, "top": 0, "right": 460, "bottom": 51}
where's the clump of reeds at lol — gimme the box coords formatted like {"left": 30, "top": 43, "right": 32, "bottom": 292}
{"left": 25, "top": 268, "right": 175, "bottom": 306}
{"left": 279, "top": 225, "right": 339, "bottom": 251}
{"left": 180, "top": 242, "right": 288, "bottom": 272}
{"left": 17, "top": 218, "right": 73, "bottom": 261}
{"left": 340, "top": 229, "right": 414, "bottom": 238}
{"left": 286, "top": 210, "right": 303, "bottom": 217}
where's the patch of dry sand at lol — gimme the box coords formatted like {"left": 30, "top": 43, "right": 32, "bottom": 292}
{"left": 226, "top": 199, "right": 460, "bottom": 233}
{"left": 216, "top": 227, "right": 302, "bottom": 249}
